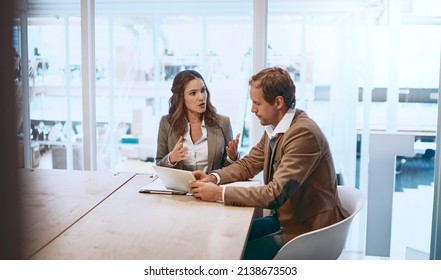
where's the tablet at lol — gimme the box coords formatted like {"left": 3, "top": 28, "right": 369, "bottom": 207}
{"left": 152, "top": 165, "right": 196, "bottom": 193}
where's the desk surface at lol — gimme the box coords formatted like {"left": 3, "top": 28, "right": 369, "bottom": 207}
{"left": 31, "top": 174, "right": 255, "bottom": 260}
{"left": 19, "top": 168, "right": 136, "bottom": 259}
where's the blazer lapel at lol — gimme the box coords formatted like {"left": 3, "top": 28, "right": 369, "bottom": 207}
{"left": 263, "top": 111, "right": 299, "bottom": 183}
{"left": 263, "top": 135, "right": 271, "bottom": 184}
{"left": 206, "top": 125, "right": 218, "bottom": 172}
{"left": 268, "top": 135, "right": 281, "bottom": 181}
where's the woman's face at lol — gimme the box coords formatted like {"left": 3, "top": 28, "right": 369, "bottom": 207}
{"left": 183, "top": 78, "right": 207, "bottom": 116}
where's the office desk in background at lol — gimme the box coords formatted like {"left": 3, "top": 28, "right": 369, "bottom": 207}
{"left": 28, "top": 173, "right": 255, "bottom": 260}
{"left": 19, "top": 168, "right": 136, "bottom": 259}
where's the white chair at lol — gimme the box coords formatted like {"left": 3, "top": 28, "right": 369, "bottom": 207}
{"left": 273, "top": 186, "right": 365, "bottom": 260}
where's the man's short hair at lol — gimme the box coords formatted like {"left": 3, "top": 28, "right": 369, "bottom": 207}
{"left": 249, "top": 67, "right": 296, "bottom": 109}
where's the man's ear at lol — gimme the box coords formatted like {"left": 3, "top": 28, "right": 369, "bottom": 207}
{"left": 275, "top": 96, "right": 284, "bottom": 109}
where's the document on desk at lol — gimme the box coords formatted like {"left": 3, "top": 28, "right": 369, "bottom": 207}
{"left": 139, "top": 176, "right": 189, "bottom": 195}
{"left": 221, "top": 180, "right": 261, "bottom": 188}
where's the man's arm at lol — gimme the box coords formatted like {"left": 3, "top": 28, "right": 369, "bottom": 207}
{"left": 224, "top": 124, "right": 323, "bottom": 209}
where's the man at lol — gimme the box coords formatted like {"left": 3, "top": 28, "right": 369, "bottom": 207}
{"left": 189, "top": 67, "right": 348, "bottom": 259}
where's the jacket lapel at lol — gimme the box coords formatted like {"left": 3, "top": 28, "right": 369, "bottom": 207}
{"left": 206, "top": 125, "right": 217, "bottom": 172}
{"left": 263, "top": 110, "right": 301, "bottom": 183}
{"left": 263, "top": 135, "right": 271, "bottom": 184}
{"left": 267, "top": 135, "right": 281, "bottom": 181}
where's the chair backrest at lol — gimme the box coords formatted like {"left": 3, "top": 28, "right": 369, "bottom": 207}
{"left": 273, "top": 186, "right": 365, "bottom": 260}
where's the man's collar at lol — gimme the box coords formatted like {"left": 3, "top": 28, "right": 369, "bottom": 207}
{"left": 265, "top": 108, "right": 296, "bottom": 139}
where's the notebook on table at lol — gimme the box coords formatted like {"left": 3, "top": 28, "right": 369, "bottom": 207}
{"left": 139, "top": 165, "right": 196, "bottom": 195}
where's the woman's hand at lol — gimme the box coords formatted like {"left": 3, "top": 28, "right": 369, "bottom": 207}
{"left": 169, "top": 136, "right": 188, "bottom": 164}
{"left": 226, "top": 133, "right": 240, "bottom": 161}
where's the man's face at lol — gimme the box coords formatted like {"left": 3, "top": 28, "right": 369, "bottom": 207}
{"left": 250, "top": 84, "right": 279, "bottom": 127}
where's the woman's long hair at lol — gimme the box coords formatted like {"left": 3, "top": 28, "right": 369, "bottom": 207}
{"left": 168, "top": 70, "right": 218, "bottom": 136}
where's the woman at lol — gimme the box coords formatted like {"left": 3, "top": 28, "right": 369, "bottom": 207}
{"left": 156, "top": 69, "right": 240, "bottom": 173}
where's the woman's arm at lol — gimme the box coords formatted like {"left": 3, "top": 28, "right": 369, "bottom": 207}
{"left": 155, "top": 116, "right": 171, "bottom": 166}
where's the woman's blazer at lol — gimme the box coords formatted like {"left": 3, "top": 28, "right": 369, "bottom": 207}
{"left": 155, "top": 114, "right": 234, "bottom": 173}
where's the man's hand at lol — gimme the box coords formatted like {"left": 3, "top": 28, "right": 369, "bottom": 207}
{"left": 169, "top": 136, "right": 188, "bottom": 164}
{"left": 189, "top": 181, "right": 222, "bottom": 202}
{"left": 192, "top": 170, "right": 217, "bottom": 183}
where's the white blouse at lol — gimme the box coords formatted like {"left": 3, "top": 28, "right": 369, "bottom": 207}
{"left": 182, "top": 121, "right": 209, "bottom": 173}
{"left": 166, "top": 120, "right": 209, "bottom": 173}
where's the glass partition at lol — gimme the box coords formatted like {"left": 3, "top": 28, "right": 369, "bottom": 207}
{"left": 93, "top": 10, "right": 253, "bottom": 170}
{"left": 268, "top": 0, "right": 440, "bottom": 260}
{"left": 22, "top": 17, "right": 83, "bottom": 170}
{"left": 20, "top": 1, "right": 253, "bottom": 171}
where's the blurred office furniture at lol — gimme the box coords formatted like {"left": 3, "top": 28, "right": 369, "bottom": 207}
{"left": 51, "top": 145, "right": 83, "bottom": 170}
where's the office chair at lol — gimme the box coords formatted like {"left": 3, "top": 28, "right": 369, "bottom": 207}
{"left": 273, "top": 185, "right": 365, "bottom": 260}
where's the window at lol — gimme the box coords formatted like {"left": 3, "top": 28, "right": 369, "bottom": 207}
{"left": 268, "top": 0, "right": 440, "bottom": 259}
{"left": 20, "top": 1, "right": 253, "bottom": 170}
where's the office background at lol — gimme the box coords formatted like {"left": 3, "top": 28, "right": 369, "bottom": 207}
{"left": 8, "top": 0, "right": 441, "bottom": 259}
